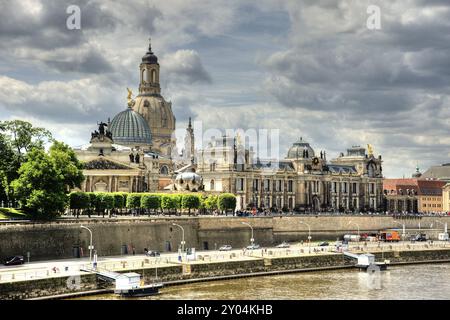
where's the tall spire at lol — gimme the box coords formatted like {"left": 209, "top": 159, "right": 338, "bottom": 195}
{"left": 188, "top": 117, "right": 192, "bottom": 129}
{"left": 148, "top": 37, "right": 152, "bottom": 53}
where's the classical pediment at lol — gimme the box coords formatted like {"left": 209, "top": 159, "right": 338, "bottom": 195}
{"left": 83, "top": 157, "right": 133, "bottom": 170}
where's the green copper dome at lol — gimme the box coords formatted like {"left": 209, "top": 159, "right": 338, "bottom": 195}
{"left": 110, "top": 107, "right": 152, "bottom": 145}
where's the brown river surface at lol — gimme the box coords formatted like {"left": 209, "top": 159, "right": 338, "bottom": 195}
{"left": 75, "top": 263, "right": 450, "bottom": 300}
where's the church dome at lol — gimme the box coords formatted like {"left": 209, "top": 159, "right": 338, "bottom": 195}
{"left": 142, "top": 43, "right": 158, "bottom": 64}
{"left": 286, "top": 137, "right": 315, "bottom": 159}
{"left": 110, "top": 107, "right": 152, "bottom": 145}
{"left": 174, "top": 172, "right": 203, "bottom": 192}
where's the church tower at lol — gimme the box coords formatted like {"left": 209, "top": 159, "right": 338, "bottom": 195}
{"left": 138, "top": 39, "right": 161, "bottom": 95}
{"left": 183, "top": 117, "right": 195, "bottom": 163}
{"left": 133, "top": 39, "right": 176, "bottom": 157}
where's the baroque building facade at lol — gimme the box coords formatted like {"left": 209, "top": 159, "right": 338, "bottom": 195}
{"left": 197, "top": 137, "right": 384, "bottom": 212}
{"left": 73, "top": 41, "right": 175, "bottom": 193}
{"left": 72, "top": 40, "right": 384, "bottom": 213}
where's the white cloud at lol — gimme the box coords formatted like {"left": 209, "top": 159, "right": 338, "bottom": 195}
{"left": 162, "top": 49, "right": 212, "bottom": 84}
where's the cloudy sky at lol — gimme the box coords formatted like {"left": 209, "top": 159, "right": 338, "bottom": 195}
{"left": 1, "top": 0, "right": 449, "bottom": 178}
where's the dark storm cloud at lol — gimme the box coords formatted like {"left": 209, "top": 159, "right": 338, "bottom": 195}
{"left": 0, "top": 0, "right": 117, "bottom": 49}
{"left": 44, "top": 48, "right": 114, "bottom": 74}
{"left": 263, "top": 1, "right": 450, "bottom": 113}
{"left": 1, "top": 0, "right": 450, "bottom": 177}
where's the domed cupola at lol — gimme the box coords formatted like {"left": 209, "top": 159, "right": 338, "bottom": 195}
{"left": 286, "top": 137, "right": 315, "bottom": 159}
{"left": 133, "top": 38, "right": 176, "bottom": 157}
{"left": 141, "top": 41, "right": 158, "bottom": 65}
{"left": 174, "top": 172, "right": 203, "bottom": 192}
{"left": 110, "top": 106, "right": 152, "bottom": 148}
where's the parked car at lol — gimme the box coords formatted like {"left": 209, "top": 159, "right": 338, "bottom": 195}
{"left": 319, "top": 242, "right": 329, "bottom": 247}
{"left": 411, "top": 233, "right": 427, "bottom": 242}
{"left": 145, "top": 250, "right": 160, "bottom": 257}
{"left": 219, "top": 245, "right": 232, "bottom": 251}
{"left": 276, "top": 242, "right": 290, "bottom": 248}
{"left": 4, "top": 255, "right": 24, "bottom": 266}
{"left": 246, "top": 244, "right": 261, "bottom": 250}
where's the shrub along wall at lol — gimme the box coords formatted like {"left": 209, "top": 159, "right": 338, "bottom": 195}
{"left": 67, "top": 192, "right": 236, "bottom": 215}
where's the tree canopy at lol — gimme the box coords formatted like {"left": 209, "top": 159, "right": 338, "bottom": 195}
{"left": 0, "top": 120, "right": 53, "bottom": 203}
{"left": 11, "top": 141, "right": 84, "bottom": 219}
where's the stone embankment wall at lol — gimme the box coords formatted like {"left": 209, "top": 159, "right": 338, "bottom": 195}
{"left": 2, "top": 248, "right": 450, "bottom": 300}
{"left": 1, "top": 216, "right": 450, "bottom": 261}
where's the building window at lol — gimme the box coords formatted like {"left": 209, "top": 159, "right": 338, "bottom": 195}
{"left": 332, "top": 182, "right": 338, "bottom": 193}
{"left": 160, "top": 165, "right": 169, "bottom": 175}
{"left": 265, "top": 196, "right": 270, "bottom": 208}
{"left": 277, "top": 180, "right": 282, "bottom": 192}
{"left": 288, "top": 180, "right": 293, "bottom": 192}
{"left": 264, "top": 179, "right": 270, "bottom": 192}
{"left": 236, "top": 178, "right": 244, "bottom": 191}
{"left": 210, "top": 162, "right": 216, "bottom": 171}
{"left": 253, "top": 179, "right": 259, "bottom": 191}
{"left": 352, "top": 183, "right": 357, "bottom": 194}
{"left": 210, "top": 180, "right": 215, "bottom": 191}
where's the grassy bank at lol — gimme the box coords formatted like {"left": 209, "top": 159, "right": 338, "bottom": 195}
{"left": 0, "top": 208, "right": 28, "bottom": 220}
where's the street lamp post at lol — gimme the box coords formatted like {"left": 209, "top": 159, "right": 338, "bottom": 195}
{"left": 241, "top": 222, "right": 254, "bottom": 246}
{"left": 435, "top": 220, "right": 448, "bottom": 239}
{"left": 172, "top": 223, "right": 186, "bottom": 252}
{"left": 348, "top": 221, "right": 360, "bottom": 241}
{"left": 80, "top": 225, "right": 93, "bottom": 263}
{"left": 299, "top": 221, "right": 311, "bottom": 253}
{"left": 393, "top": 220, "right": 406, "bottom": 242}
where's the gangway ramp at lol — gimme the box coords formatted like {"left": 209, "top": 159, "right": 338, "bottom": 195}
{"left": 343, "top": 251, "right": 360, "bottom": 260}
{"left": 80, "top": 267, "right": 122, "bottom": 283}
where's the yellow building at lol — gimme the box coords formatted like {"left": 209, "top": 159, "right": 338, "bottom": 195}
{"left": 442, "top": 183, "right": 450, "bottom": 213}
{"left": 417, "top": 180, "right": 446, "bottom": 214}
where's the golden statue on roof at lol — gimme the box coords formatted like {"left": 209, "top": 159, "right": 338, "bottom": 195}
{"left": 127, "top": 87, "right": 135, "bottom": 108}
{"left": 367, "top": 144, "right": 374, "bottom": 157}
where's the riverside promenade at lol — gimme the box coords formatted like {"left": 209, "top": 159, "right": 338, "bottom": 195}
{"left": 2, "top": 240, "right": 450, "bottom": 299}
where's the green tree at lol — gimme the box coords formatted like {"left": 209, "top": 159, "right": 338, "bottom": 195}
{"left": 11, "top": 141, "right": 84, "bottom": 220}
{"left": 161, "top": 194, "right": 177, "bottom": 214}
{"left": 113, "top": 193, "right": 125, "bottom": 212}
{"left": 181, "top": 194, "right": 200, "bottom": 215}
{"left": 100, "top": 193, "right": 115, "bottom": 218}
{"left": 218, "top": 193, "right": 237, "bottom": 214}
{"left": 0, "top": 133, "right": 20, "bottom": 203}
{"left": 69, "top": 191, "right": 90, "bottom": 218}
{"left": 87, "top": 192, "right": 98, "bottom": 217}
{"left": 126, "top": 193, "right": 142, "bottom": 215}
{"left": 49, "top": 141, "right": 84, "bottom": 191}
{"left": 141, "top": 194, "right": 161, "bottom": 215}
{"left": 0, "top": 120, "right": 52, "bottom": 159}
{"left": 173, "top": 194, "right": 183, "bottom": 214}
{"left": 0, "top": 120, "right": 52, "bottom": 205}
{"left": 204, "top": 194, "right": 219, "bottom": 212}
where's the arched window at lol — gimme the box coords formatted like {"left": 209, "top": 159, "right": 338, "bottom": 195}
{"left": 367, "top": 162, "right": 376, "bottom": 177}
{"left": 210, "top": 179, "right": 215, "bottom": 190}
{"left": 160, "top": 166, "right": 169, "bottom": 175}
{"left": 151, "top": 69, "right": 157, "bottom": 83}
{"left": 143, "top": 68, "right": 150, "bottom": 83}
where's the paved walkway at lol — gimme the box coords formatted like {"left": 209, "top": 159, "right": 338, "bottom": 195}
{"left": 1, "top": 241, "right": 449, "bottom": 283}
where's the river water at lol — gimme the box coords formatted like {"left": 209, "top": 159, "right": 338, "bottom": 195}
{"left": 78, "top": 264, "right": 450, "bottom": 300}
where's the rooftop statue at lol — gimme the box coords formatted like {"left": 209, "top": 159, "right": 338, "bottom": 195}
{"left": 97, "top": 121, "right": 108, "bottom": 135}
{"left": 127, "top": 87, "right": 136, "bottom": 108}
{"left": 367, "top": 144, "right": 374, "bottom": 157}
